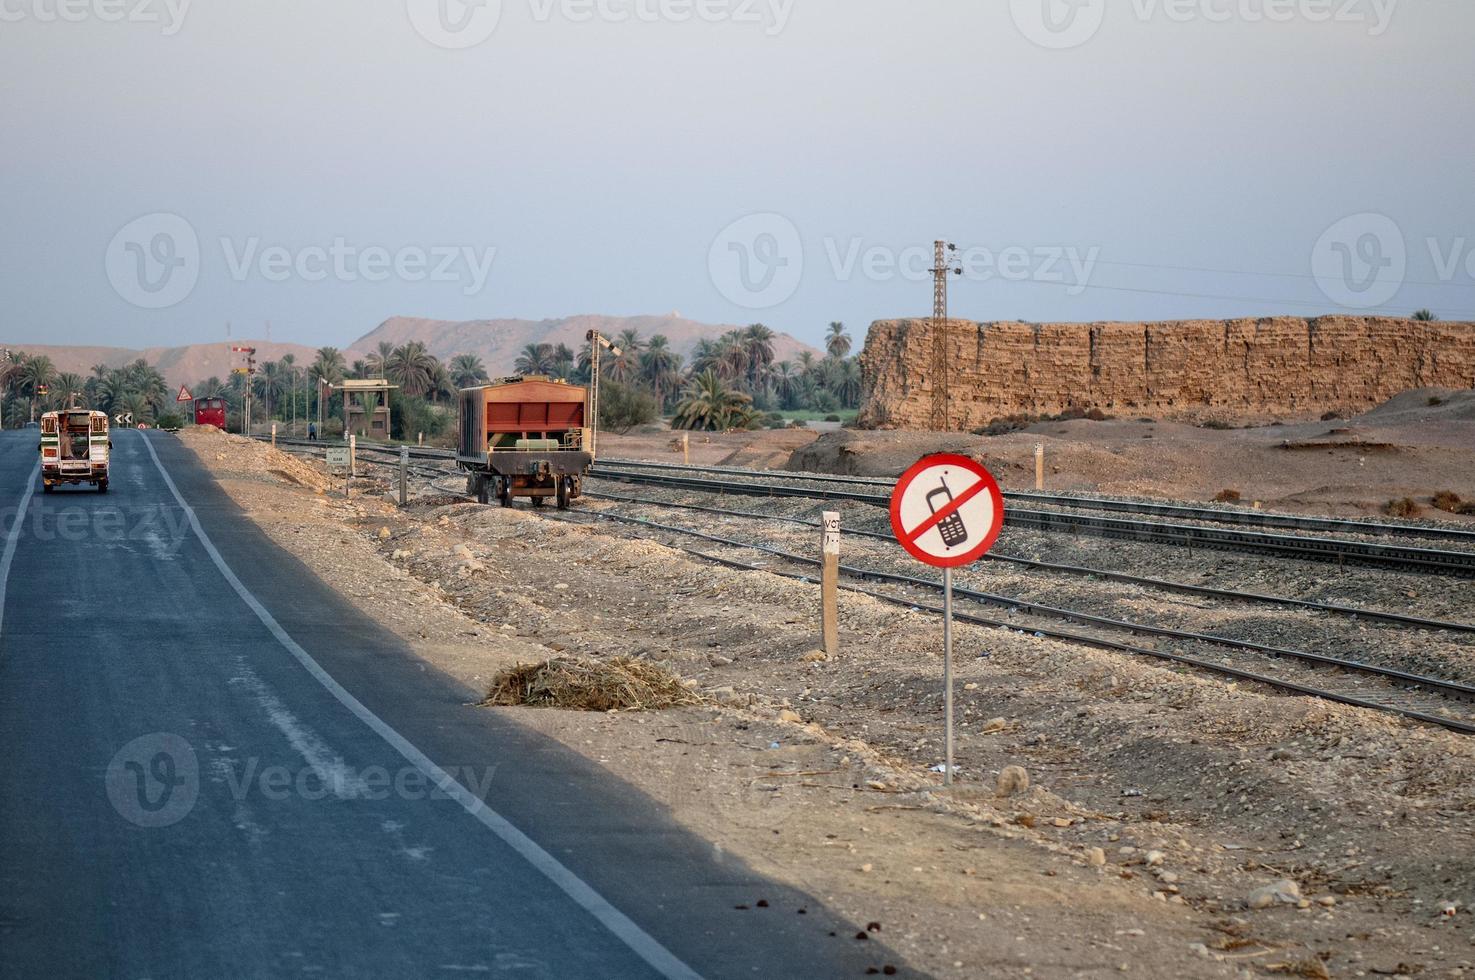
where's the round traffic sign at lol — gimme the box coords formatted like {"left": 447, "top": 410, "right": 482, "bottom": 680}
{"left": 889, "top": 454, "right": 1005, "bottom": 568}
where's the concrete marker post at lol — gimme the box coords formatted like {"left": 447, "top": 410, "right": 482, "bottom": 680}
{"left": 349, "top": 434, "right": 357, "bottom": 478}
{"left": 1035, "top": 443, "right": 1045, "bottom": 491}
{"left": 399, "top": 446, "right": 409, "bottom": 507}
{"left": 271, "top": 422, "right": 277, "bottom": 449}
{"left": 821, "top": 511, "right": 840, "bottom": 658}
{"left": 682, "top": 432, "right": 689, "bottom": 466}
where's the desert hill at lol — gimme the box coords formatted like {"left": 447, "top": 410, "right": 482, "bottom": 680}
{"left": 0, "top": 341, "right": 322, "bottom": 389}
{"left": 3, "top": 314, "right": 821, "bottom": 388}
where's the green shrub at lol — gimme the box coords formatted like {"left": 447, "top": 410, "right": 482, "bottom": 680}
{"left": 599, "top": 383, "right": 659, "bottom": 434}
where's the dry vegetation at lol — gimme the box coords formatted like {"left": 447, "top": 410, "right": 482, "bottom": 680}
{"left": 483, "top": 655, "right": 703, "bottom": 712}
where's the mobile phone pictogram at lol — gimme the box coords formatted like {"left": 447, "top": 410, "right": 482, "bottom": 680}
{"left": 926, "top": 476, "right": 970, "bottom": 548}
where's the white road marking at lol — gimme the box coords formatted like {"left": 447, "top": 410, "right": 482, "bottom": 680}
{"left": 138, "top": 434, "right": 704, "bottom": 980}
{"left": 0, "top": 462, "right": 40, "bottom": 640}
{"left": 229, "top": 656, "right": 367, "bottom": 798}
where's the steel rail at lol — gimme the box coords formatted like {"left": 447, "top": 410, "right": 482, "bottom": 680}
{"left": 587, "top": 467, "right": 1475, "bottom": 577}
{"left": 582, "top": 489, "right": 1475, "bottom": 636}
{"left": 597, "top": 457, "right": 1475, "bottom": 544}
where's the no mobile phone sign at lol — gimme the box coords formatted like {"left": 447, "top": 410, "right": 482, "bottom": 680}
{"left": 889, "top": 454, "right": 1004, "bottom": 568}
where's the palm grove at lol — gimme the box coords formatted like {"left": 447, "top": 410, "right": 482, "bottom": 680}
{"left": 0, "top": 323, "right": 861, "bottom": 436}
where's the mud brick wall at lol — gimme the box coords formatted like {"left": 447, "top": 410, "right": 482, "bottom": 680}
{"left": 856, "top": 316, "right": 1475, "bottom": 429}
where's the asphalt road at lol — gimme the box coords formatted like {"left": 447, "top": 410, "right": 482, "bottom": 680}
{"left": 0, "top": 429, "right": 910, "bottom": 979}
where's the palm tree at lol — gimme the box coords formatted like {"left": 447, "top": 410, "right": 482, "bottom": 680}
{"left": 639, "top": 335, "right": 682, "bottom": 410}
{"left": 616, "top": 329, "right": 642, "bottom": 358}
{"left": 119, "top": 391, "right": 152, "bottom": 425}
{"left": 551, "top": 343, "right": 576, "bottom": 381}
{"left": 450, "top": 353, "right": 489, "bottom": 388}
{"left": 832, "top": 358, "right": 862, "bottom": 408}
{"left": 743, "top": 324, "right": 776, "bottom": 388}
{"left": 716, "top": 332, "right": 749, "bottom": 385}
{"left": 418, "top": 361, "right": 451, "bottom": 405}
{"left": 514, "top": 343, "right": 556, "bottom": 376}
{"left": 688, "top": 338, "right": 720, "bottom": 376}
{"left": 772, "top": 361, "right": 803, "bottom": 410}
{"left": 53, "top": 372, "right": 86, "bottom": 409}
{"left": 366, "top": 341, "right": 395, "bottom": 378}
{"left": 385, "top": 342, "right": 438, "bottom": 397}
{"left": 672, "top": 370, "right": 755, "bottom": 431}
{"left": 605, "top": 344, "right": 637, "bottom": 385}
{"left": 1412, "top": 309, "right": 1438, "bottom": 322}
{"left": 825, "top": 321, "right": 851, "bottom": 359}
{"left": 310, "top": 347, "right": 346, "bottom": 424}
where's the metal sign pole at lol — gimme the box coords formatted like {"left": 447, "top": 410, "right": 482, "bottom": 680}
{"left": 943, "top": 565, "right": 954, "bottom": 787}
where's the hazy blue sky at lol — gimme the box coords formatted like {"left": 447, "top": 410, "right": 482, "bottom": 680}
{"left": 2, "top": 0, "right": 1472, "bottom": 351}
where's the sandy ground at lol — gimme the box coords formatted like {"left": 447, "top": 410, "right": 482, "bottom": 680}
{"left": 175, "top": 426, "right": 1475, "bottom": 979}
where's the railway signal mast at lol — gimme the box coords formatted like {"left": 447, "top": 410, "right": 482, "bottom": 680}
{"left": 930, "top": 241, "right": 963, "bottom": 432}
{"left": 232, "top": 345, "right": 257, "bottom": 435}
{"left": 585, "top": 330, "right": 623, "bottom": 461}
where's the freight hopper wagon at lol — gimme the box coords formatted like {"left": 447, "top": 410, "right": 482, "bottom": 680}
{"left": 457, "top": 377, "right": 593, "bottom": 509}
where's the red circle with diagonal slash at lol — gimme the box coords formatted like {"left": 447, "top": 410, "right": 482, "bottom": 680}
{"left": 889, "top": 454, "right": 1005, "bottom": 568}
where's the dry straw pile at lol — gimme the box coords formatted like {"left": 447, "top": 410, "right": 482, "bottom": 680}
{"left": 484, "top": 656, "right": 703, "bottom": 712}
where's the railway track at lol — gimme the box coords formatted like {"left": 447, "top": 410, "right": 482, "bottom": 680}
{"left": 588, "top": 460, "right": 1475, "bottom": 577}
{"left": 595, "top": 457, "right": 1475, "bottom": 545}
{"left": 259, "top": 437, "right": 1475, "bottom": 735}
{"left": 555, "top": 506, "right": 1475, "bottom": 737}
{"left": 261, "top": 436, "right": 1475, "bottom": 631}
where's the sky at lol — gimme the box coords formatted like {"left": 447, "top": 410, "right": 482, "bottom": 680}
{"left": 1, "top": 0, "right": 1473, "bottom": 353}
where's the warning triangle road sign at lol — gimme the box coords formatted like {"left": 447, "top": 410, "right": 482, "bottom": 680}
{"left": 176, "top": 385, "right": 193, "bottom": 403}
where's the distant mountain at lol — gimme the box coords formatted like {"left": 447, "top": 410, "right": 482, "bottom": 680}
{"left": 350, "top": 314, "right": 821, "bottom": 375}
{"left": 3, "top": 313, "right": 822, "bottom": 389}
{"left": 0, "top": 341, "right": 321, "bottom": 388}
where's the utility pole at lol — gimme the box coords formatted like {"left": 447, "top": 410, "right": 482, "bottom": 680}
{"left": 930, "top": 241, "right": 962, "bottom": 432}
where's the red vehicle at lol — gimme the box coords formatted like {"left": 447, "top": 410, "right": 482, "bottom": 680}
{"left": 193, "top": 396, "right": 227, "bottom": 429}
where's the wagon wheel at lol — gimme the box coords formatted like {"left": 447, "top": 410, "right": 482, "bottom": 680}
{"left": 497, "top": 478, "right": 513, "bottom": 508}
{"left": 556, "top": 477, "right": 571, "bottom": 510}
{"left": 97, "top": 480, "right": 109, "bottom": 494}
